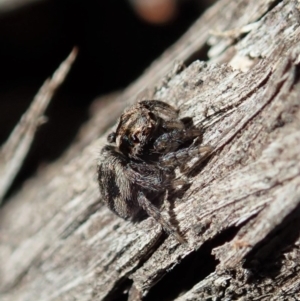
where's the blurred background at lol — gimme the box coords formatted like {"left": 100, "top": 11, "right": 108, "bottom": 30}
{"left": 0, "top": 0, "right": 214, "bottom": 198}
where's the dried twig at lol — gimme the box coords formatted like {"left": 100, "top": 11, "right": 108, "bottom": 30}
{"left": 0, "top": 47, "right": 78, "bottom": 203}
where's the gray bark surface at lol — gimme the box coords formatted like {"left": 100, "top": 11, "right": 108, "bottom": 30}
{"left": 1, "top": 0, "right": 300, "bottom": 300}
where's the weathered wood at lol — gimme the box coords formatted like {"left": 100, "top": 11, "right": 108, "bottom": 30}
{"left": 1, "top": 0, "right": 300, "bottom": 300}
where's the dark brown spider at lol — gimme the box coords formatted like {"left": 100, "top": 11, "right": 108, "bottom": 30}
{"left": 97, "top": 100, "right": 212, "bottom": 242}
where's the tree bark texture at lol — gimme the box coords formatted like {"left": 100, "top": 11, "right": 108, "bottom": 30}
{"left": 1, "top": 0, "right": 300, "bottom": 300}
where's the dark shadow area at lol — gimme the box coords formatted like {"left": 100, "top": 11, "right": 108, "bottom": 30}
{"left": 145, "top": 225, "right": 242, "bottom": 301}
{"left": 258, "top": 0, "right": 283, "bottom": 23}
{"left": 101, "top": 278, "right": 133, "bottom": 301}
{"left": 243, "top": 203, "right": 300, "bottom": 280}
{"left": 184, "top": 42, "right": 211, "bottom": 66}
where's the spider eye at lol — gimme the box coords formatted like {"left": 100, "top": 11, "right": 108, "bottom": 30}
{"left": 123, "top": 135, "right": 134, "bottom": 146}
{"left": 107, "top": 132, "right": 116, "bottom": 143}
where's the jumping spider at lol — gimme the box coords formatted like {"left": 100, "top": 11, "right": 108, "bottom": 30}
{"left": 97, "top": 100, "right": 212, "bottom": 242}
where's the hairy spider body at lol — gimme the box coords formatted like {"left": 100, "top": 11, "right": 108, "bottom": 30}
{"left": 98, "top": 144, "right": 168, "bottom": 219}
{"left": 97, "top": 100, "right": 212, "bottom": 242}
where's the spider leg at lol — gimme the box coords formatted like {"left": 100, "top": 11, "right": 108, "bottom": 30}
{"left": 161, "top": 119, "right": 185, "bottom": 131}
{"left": 126, "top": 162, "right": 171, "bottom": 192}
{"left": 138, "top": 100, "right": 179, "bottom": 120}
{"left": 160, "top": 145, "right": 213, "bottom": 172}
{"left": 154, "top": 128, "right": 203, "bottom": 153}
{"left": 137, "top": 191, "right": 185, "bottom": 243}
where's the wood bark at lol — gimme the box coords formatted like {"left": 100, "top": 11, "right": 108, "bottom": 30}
{"left": 1, "top": 0, "right": 300, "bottom": 300}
